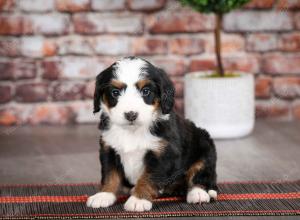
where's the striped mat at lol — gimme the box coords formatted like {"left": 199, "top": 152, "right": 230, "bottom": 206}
{"left": 0, "top": 181, "right": 299, "bottom": 219}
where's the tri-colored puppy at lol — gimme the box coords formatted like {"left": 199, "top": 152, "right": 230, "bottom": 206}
{"left": 87, "top": 56, "right": 218, "bottom": 212}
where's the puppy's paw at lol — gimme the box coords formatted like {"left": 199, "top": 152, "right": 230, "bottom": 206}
{"left": 86, "top": 192, "right": 116, "bottom": 208}
{"left": 208, "top": 190, "right": 218, "bottom": 200}
{"left": 124, "top": 196, "right": 152, "bottom": 212}
{"left": 187, "top": 187, "right": 210, "bottom": 204}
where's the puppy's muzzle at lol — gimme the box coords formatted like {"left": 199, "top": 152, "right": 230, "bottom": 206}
{"left": 124, "top": 111, "right": 138, "bottom": 122}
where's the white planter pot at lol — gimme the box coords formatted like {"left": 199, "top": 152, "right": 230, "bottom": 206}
{"left": 184, "top": 72, "right": 255, "bottom": 139}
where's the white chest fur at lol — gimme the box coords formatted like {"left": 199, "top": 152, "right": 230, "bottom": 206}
{"left": 101, "top": 125, "right": 161, "bottom": 185}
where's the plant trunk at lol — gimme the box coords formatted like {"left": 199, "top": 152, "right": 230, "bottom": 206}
{"left": 215, "top": 13, "right": 224, "bottom": 77}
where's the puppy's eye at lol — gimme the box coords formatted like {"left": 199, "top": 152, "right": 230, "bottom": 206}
{"left": 111, "top": 89, "right": 121, "bottom": 98}
{"left": 141, "top": 87, "right": 151, "bottom": 97}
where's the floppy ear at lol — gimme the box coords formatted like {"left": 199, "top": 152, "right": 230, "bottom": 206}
{"left": 93, "top": 66, "right": 114, "bottom": 113}
{"left": 157, "top": 68, "right": 175, "bottom": 114}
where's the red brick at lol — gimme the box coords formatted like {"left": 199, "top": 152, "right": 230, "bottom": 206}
{"left": 29, "top": 14, "right": 70, "bottom": 35}
{"left": 224, "top": 11, "right": 293, "bottom": 32}
{"left": 73, "top": 14, "right": 143, "bottom": 34}
{"left": 174, "top": 98, "right": 184, "bottom": 115}
{"left": 56, "top": 0, "right": 90, "bottom": 12}
{"left": 0, "top": 60, "right": 36, "bottom": 80}
{"left": 246, "top": 34, "right": 277, "bottom": 52}
{"left": 171, "top": 79, "right": 183, "bottom": 98}
{"left": 13, "top": 60, "right": 36, "bottom": 79}
{"left": 91, "top": 0, "right": 125, "bottom": 11}
{"left": 0, "top": 61, "right": 14, "bottom": 80}
{"left": 52, "top": 82, "right": 85, "bottom": 101}
{"left": 169, "top": 37, "right": 204, "bottom": 55}
{"left": 27, "top": 103, "right": 75, "bottom": 125}
{"left": 0, "top": 0, "right": 14, "bottom": 11}
{"left": 292, "top": 102, "right": 300, "bottom": 120}
{"left": 262, "top": 53, "right": 300, "bottom": 74}
{"left": 21, "top": 37, "right": 57, "bottom": 58}
{"left": 151, "top": 58, "right": 186, "bottom": 76}
{"left": 16, "top": 82, "right": 48, "bottom": 103}
{"left": 69, "top": 101, "right": 96, "bottom": 123}
{"left": 0, "top": 85, "right": 12, "bottom": 103}
{"left": 147, "top": 12, "right": 215, "bottom": 34}
{"left": 60, "top": 57, "right": 106, "bottom": 79}
{"left": 132, "top": 38, "right": 167, "bottom": 55}
{"left": 84, "top": 80, "right": 95, "bottom": 99}
{"left": 295, "top": 13, "right": 300, "bottom": 30}
{"left": 189, "top": 58, "right": 216, "bottom": 72}
{"left": 255, "top": 100, "right": 290, "bottom": 119}
{"left": 42, "top": 60, "right": 61, "bottom": 80}
{"left": 19, "top": 0, "right": 54, "bottom": 12}
{"left": 92, "top": 36, "right": 131, "bottom": 55}
{"left": 273, "top": 77, "right": 300, "bottom": 99}
{"left": 279, "top": 33, "right": 300, "bottom": 52}
{"left": 244, "top": 0, "right": 275, "bottom": 9}
{"left": 0, "top": 107, "right": 18, "bottom": 125}
{"left": 58, "top": 36, "right": 93, "bottom": 55}
{"left": 224, "top": 55, "right": 260, "bottom": 73}
{"left": 276, "top": 0, "right": 300, "bottom": 9}
{"left": 0, "top": 38, "right": 20, "bottom": 56}
{"left": 0, "top": 15, "right": 32, "bottom": 35}
{"left": 190, "top": 55, "right": 259, "bottom": 73}
{"left": 128, "top": 0, "right": 166, "bottom": 11}
{"left": 202, "top": 34, "right": 245, "bottom": 54}
{"left": 255, "top": 76, "right": 272, "bottom": 99}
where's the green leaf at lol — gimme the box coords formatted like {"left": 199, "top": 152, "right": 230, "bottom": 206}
{"left": 180, "top": 0, "right": 250, "bottom": 13}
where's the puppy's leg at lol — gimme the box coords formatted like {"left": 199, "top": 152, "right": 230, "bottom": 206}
{"left": 124, "top": 171, "right": 158, "bottom": 212}
{"left": 186, "top": 160, "right": 218, "bottom": 204}
{"left": 87, "top": 143, "right": 122, "bottom": 208}
{"left": 87, "top": 169, "right": 121, "bottom": 208}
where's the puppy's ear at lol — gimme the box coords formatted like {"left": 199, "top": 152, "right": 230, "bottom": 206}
{"left": 157, "top": 68, "right": 175, "bottom": 114}
{"left": 93, "top": 66, "right": 114, "bottom": 113}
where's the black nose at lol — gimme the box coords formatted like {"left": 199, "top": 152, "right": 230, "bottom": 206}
{"left": 124, "top": 111, "right": 138, "bottom": 122}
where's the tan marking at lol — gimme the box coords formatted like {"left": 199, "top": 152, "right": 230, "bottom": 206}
{"left": 153, "top": 98, "right": 160, "bottom": 111}
{"left": 111, "top": 79, "right": 126, "bottom": 89}
{"left": 101, "top": 169, "right": 121, "bottom": 193}
{"left": 136, "top": 79, "right": 151, "bottom": 90}
{"left": 101, "top": 94, "right": 111, "bottom": 112}
{"left": 99, "top": 137, "right": 121, "bottom": 193}
{"left": 152, "top": 139, "right": 168, "bottom": 157}
{"left": 186, "top": 160, "right": 205, "bottom": 187}
{"left": 132, "top": 171, "right": 158, "bottom": 201}
{"left": 99, "top": 136, "right": 109, "bottom": 151}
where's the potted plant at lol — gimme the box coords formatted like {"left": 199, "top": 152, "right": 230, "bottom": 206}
{"left": 181, "top": 0, "right": 254, "bottom": 139}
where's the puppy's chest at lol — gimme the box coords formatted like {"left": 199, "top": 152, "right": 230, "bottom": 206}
{"left": 102, "top": 126, "right": 161, "bottom": 185}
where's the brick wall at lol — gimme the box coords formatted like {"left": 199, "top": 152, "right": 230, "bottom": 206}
{"left": 0, "top": 0, "right": 300, "bottom": 125}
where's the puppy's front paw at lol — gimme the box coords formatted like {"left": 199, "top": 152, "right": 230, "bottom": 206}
{"left": 124, "top": 196, "right": 152, "bottom": 212}
{"left": 187, "top": 187, "right": 210, "bottom": 204}
{"left": 86, "top": 192, "right": 116, "bottom": 208}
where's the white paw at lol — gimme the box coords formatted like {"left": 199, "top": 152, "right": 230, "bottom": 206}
{"left": 208, "top": 190, "right": 218, "bottom": 199}
{"left": 124, "top": 196, "right": 152, "bottom": 212}
{"left": 86, "top": 192, "right": 116, "bottom": 208}
{"left": 187, "top": 187, "right": 210, "bottom": 204}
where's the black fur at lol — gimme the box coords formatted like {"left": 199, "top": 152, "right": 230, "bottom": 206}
{"left": 142, "top": 62, "right": 175, "bottom": 114}
{"left": 93, "top": 65, "right": 117, "bottom": 113}
{"left": 94, "top": 57, "right": 217, "bottom": 200}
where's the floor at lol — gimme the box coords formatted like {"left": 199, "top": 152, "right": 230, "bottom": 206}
{"left": 0, "top": 120, "right": 299, "bottom": 219}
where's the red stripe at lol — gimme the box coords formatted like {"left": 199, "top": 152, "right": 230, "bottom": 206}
{"left": 4, "top": 209, "right": 300, "bottom": 218}
{"left": 1, "top": 192, "right": 299, "bottom": 204}
{"left": 0, "top": 180, "right": 299, "bottom": 188}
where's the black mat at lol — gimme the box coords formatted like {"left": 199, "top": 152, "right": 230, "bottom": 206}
{"left": 0, "top": 181, "right": 299, "bottom": 219}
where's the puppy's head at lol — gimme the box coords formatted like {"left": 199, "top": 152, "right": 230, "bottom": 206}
{"left": 94, "top": 57, "right": 175, "bottom": 127}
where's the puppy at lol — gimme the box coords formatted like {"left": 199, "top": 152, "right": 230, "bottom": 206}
{"left": 87, "top": 56, "right": 217, "bottom": 212}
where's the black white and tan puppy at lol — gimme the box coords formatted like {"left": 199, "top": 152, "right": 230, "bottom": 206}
{"left": 87, "top": 56, "right": 218, "bottom": 212}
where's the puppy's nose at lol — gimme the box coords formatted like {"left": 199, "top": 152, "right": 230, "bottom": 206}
{"left": 124, "top": 111, "right": 138, "bottom": 122}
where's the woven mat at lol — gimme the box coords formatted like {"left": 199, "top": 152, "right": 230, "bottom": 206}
{"left": 0, "top": 181, "right": 299, "bottom": 219}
